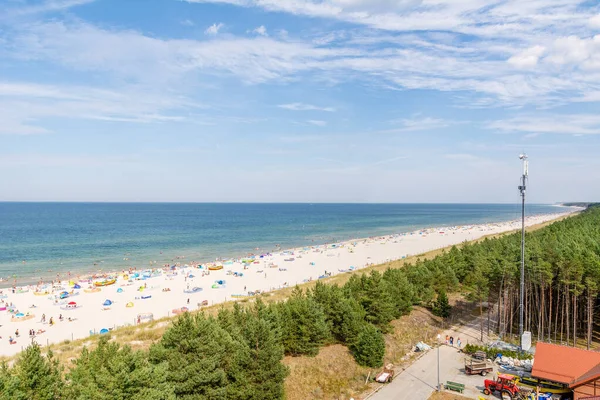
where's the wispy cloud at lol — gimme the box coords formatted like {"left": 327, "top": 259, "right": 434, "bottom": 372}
{"left": 307, "top": 120, "right": 327, "bottom": 126}
{"left": 181, "top": 19, "right": 195, "bottom": 27}
{"left": 3, "top": 15, "right": 599, "bottom": 108}
{"left": 0, "top": 81, "right": 198, "bottom": 135}
{"left": 2, "top": 0, "right": 95, "bottom": 19}
{"left": 205, "top": 22, "right": 224, "bottom": 36}
{"left": 487, "top": 115, "right": 600, "bottom": 135}
{"left": 179, "top": 0, "right": 600, "bottom": 107}
{"left": 184, "top": 0, "right": 592, "bottom": 39}
{"left": 252, "top": 25, "right": 267, "bottom": 36}
{"left": 445, "top": 153, "right": 483, "bottom": 161}
{"left": 0, "top": 153, "right": 140, "bottom": 167}
{"left": 278, "top": 103, "right": 336, "bottom": 112}
{"left": 383, "top": 116, "right": 455, "bottom": 133}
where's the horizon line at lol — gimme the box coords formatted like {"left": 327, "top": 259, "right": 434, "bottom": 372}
{"left": 0, "top": 201, "right": 567, "bottom": 205}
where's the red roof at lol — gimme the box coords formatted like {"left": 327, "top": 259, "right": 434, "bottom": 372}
{"left": 532, "top": 342, "right": 600, "bottom": 384}
{"left": 571, "top": 363, "right": 600, "bottom": 388}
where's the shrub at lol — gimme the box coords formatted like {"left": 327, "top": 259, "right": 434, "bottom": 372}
{"left": 432, "top": 290, "right": 452, "bottom": 318}
{"left": 350, "top": 324, "right": 385, "bottom": 368}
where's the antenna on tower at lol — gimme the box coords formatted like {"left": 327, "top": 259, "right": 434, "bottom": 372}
{"left": 518, "top": 153, "right": 531, "bottom": 351}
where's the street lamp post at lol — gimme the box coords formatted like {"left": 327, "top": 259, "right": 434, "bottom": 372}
{"left": 437, "top": 334, "right": 441, "bottom": 391}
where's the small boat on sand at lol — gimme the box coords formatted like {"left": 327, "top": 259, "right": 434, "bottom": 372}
{"left": 94, "top": 278, "right": 116, "bottom": 287}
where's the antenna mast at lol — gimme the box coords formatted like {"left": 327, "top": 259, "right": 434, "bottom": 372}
{"left": 518, "top": 154, "right": 528, "bottom": 347}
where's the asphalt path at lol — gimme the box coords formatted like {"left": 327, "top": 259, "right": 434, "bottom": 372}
{"left": 370, "top": 312, "right": 498, "bottom": 400}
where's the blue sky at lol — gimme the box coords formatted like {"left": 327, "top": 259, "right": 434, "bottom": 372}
{"left": 1, "top": 0, "right": 599, "bottom": 203}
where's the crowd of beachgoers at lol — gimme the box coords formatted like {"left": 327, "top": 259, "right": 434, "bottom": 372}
{"left": 0, "top": 210, "right": 577, "bottom": 357}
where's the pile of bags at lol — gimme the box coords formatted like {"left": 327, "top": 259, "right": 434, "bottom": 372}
{"left": 415, "top": 341, "right": 432, "bottom": 352}
{"left": 494, "top": 355, "right": 534, "bottom": 372}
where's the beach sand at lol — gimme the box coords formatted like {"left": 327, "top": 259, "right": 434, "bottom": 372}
{"left": 0, "top": 210, "right": 577, "bottom": 357}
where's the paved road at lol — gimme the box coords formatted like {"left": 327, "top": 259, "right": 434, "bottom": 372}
{"left": 370, "top": 312, "right": 498, "bottom": 400}
{"left": 371, "top": 345, "right": 491, "bottom": 399}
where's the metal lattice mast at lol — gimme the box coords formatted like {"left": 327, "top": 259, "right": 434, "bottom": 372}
{"left": 518, "top": 154, "right": 528, "bottom": 345}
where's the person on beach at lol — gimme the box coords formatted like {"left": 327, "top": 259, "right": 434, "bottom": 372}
{"left": 445, "top": 335, "right": 449, "bottom": 345}
{"left": 457, "top": 338, "right": 461, "bottom": 348}
{"left": 15, "top": 329, "right": 19, "bottom": 337}
{"left": 449, "top": 336, "right": 454, "bottom": 346}
{"left": 41, "top": 313, "right": 46, "bottom": 323}
{"left": 49, "top": 317, "right": 54, "bottom": 326}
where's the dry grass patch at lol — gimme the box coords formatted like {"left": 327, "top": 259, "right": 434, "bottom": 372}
{"left": 429, "top": 391, "right": 472, "bottom": 400}
{"left": 384, "top": 307, "right": 442, "bottom": 367}
{"left": 282, "top": 305, "right": 470, "bottom": 400}
{"left": 284, "top": 344, "right": 371, "bottom": 400}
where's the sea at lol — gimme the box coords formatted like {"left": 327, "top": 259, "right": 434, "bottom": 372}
{"left": 0, "top": 203, "right": 572, "bottom": 286}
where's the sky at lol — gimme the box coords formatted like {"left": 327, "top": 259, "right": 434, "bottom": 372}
{"left": 0, "top": 0, "right": 599, "bottom": 203}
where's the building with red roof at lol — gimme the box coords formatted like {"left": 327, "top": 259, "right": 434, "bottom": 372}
{"left": 532, "top": 342, "right": 600, "bottom": 400}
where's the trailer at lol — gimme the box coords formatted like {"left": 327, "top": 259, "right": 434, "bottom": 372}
{"left": 374, "top": 364, "right": 395, "bottom": 383}
{"left": 465, "top": 356, "right": 494, "bottom": 376}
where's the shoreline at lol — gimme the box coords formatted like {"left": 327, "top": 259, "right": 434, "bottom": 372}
{"left": 0, "top": 209, "right": 579, "bottom": 357}
{"left": 0, "top": 206, "right": 579, "bottom": 289}
{"left": 0, "top": 204, "right": 566, "bottom": 288}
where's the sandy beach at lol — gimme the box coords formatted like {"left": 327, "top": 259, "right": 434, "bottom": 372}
{"left": 0, "top": 210, "right": 577, "bottom": 357}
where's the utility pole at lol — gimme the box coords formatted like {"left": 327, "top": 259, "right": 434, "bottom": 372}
{"left": 437, "top": 334, "right": 441, "bottom": 391}
{"left": 518, "top": 154, "right": 528, "bottom": 348}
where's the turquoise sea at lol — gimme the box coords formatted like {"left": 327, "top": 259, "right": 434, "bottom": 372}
{"left": 0, "top": 203, "right": 571, "bottom": 286}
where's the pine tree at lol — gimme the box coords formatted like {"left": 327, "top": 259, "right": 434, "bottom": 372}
{"left": 67, "top": 335, "right": 175, "bottom": 400}
{"left": 217, "top": 301, "right": 288, "bottom": 400}
{"left": 432, "top": 290, "right": 452, "bottom": 318}
{"left": 382, "top": 268, "right": 414, "bottom": 318}
{"left": 277, "top": 286, "right": 330, "bottom": 356}
{"left": 311, "top": 282, "right": 365, "bottom": 345}
{"left": 1, "top": 344, "right": 63, "bottom": 400}
{"left": 344, "top": 271, "right": 396, "bottom": 332}
{"left": 350, "top": 324, "right": 386, "bottom": 368}
{"left": 149, "top": 312, "right": 249, "bottom": 399}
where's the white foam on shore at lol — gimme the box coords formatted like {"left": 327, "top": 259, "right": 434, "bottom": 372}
{"left": 0, "top": 211, "right": 576, "bottom": 357}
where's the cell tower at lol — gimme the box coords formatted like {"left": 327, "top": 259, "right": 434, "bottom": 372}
{"left": 518, "top": 154, "right": 530, "bottom": 350}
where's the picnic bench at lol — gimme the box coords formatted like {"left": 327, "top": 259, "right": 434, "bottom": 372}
{"left": 445, "top": 381, "right": 465, "bottom": 393}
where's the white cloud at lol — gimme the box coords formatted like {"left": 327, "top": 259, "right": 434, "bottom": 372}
{"left": 307, "top": 119, "right": 327, "bottom": 126}
{"left": 487, "top": 114, "right": 600, "bottom": 135}
{"left": 3, "top": 4, "right": 600, "bottom": 111}
{"left": 185, "top": 0, "right": 592, "bottom": 39}
{"left": 278, "top": 103, "right": 336, "bottom": 112}
{"left": 445, "top": 153, "right": 483, "bottom": 161}
{"left": 590, "top": 14, "right": 600, "bottom": 28}
{"left": 0, "top": 81, "right": 197, "bottom": 135}
{"left": 181, "top": 19, "right": 195, "bottom": 27}
{"left": 544, "top": 36, "right": 600, "bottom": 67}
{"left": 383, "top": 116, "right": 454, "bottom": 133}
{"left": 205, "top": 22, "right": 224, "bottom": 36}
{"left": 2, "top": 0, "right": 95, "bottom": 19}
{"left": 253, "top": 25, "right": 267, "bottom": 36}
{"left": 508, "top": 46, "right": 546, "bottom": 68}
